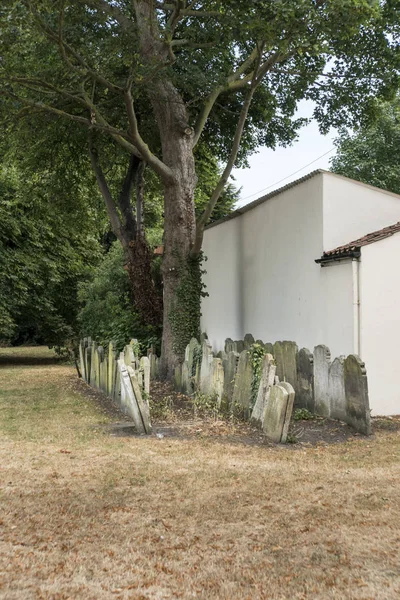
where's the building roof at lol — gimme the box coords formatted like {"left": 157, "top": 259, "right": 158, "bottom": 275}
{"left": 316, "top": 221, "right": 400, "bottom": 264}
{"left": 206, "top": 168, "right": 400, "bottom": 231}
{"left": 205, "top": 169, "right": 324, "bottom": 230}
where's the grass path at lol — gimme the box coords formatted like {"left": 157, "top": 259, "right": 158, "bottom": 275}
{"left": 0, "top": 347, "right": 399, "bottom": 600}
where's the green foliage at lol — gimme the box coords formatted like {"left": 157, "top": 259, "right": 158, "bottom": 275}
{"left": 331, "top": 97, "right": 400, "bottom": 194}
{"left": 77, "top": 242, "right": 161, "bottom": 353}
{"left": 249, "top": 344, "right": 267, "bottom": 410}
{"left": 169, "top": 253, "right": 208, "bottom": 356}
{"left": 293, "top": 408, "right": 316, "bottom": 421}
{"left": 0, "top": 152, "right": 101, "bottom": 346}
{"left": 192, "top": 391, "right": 220, "bottom": 418}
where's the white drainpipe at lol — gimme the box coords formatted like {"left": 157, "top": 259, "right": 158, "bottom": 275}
{"left": 352, "top": 258, "right": 360, "bottom": 355}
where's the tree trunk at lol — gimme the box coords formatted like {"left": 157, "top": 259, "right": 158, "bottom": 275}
{"left": 125, "top": 235, "right": 162, "bottom": 327}
{"left": 160, "top": 176, "right": 198, "bottom": 378}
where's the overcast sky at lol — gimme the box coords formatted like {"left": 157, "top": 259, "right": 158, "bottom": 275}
{"left": 232, "top": 100, "right": 339, "bottom": 208}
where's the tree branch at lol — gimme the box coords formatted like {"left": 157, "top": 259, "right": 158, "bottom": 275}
{"left": 88, "top": 133, "right": 126, "bottom": 243}
{"left": 79, "top": 0, "right": 135, "bottom": 32}
{"left": 192, "top": 45, "right": 260, "bottom": 147}
{"left": 191, "top": 46, "right": 265, "bottom": 255}
{"left": 28, "top": 1, "right": 123, "bottom": 95}
{"left": 124, "top": 88, "right": 174, "bottom": 182}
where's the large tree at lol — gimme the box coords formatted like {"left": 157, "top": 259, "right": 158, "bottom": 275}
{"left": 1, "top": 0, "right": 399, "bottom": 374}
{"left": 331, "top": 96, "right": 400, "bottom": 194}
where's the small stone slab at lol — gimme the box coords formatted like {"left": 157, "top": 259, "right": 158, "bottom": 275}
{"left": 262, "top": 383, "right": 290, "bottom": 443}
{"left": 79, "top": 342, "right": 86, "bottom": 381}
{"left": 211, "top": 358, "right": 224, "bottom": 407}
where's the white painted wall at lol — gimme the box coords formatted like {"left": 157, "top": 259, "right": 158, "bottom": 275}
{"left": 201, "top": 217, "right": 242, "bottom": 350}
{"left": 360, "top": 235, "right": 400, "bottom": 415}
{"left": 202, "top": 173, "right": 355, "bottom": 357}
{"left": 322, "top": 173, "right": 400, "bottom": 251}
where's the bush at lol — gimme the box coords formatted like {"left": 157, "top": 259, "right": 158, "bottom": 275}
{"left": 78, "top": 242, "right": 161, "bottom": 354}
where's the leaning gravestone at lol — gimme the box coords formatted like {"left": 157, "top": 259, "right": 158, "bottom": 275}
{"left": 279, "top": 382, "right": 296, "bottom": 443}
{"left": 329, "top": 356, "right": 346, "bottom": 422}
{"left": 187, "top": 338, "right": 201, "bottom": 393}
{"left": 127, "top": 366, "right": 152, "bottom": 434}
{"left": 232, "top": 350, "right": 253, "bottom": 418}
{"left": 120, "top": 363, "right": 146, "bottom": 433}
{"left": 262, "top": 383, "right": 292, "bottom": 443}
{"left": 107, "top": 342, "right": 115, "bottom": 396}
{"left": 344, "top": 355, "right": 371, "bottom": 435}
{"left": 251, "top": 353, "right": 276, "bottom": 427}
{"left": 273, "top": 341, "right": 298, "bottom": 391}
{"left": 313, "top": 345, "right": 331, "bottom": 417}
{"left": 296, "top": 348, "right": 314, "bottom": 411}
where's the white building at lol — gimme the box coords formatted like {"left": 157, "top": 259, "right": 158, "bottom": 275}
{"left": 201, "top": 170, "right": 400, "bottom": 416}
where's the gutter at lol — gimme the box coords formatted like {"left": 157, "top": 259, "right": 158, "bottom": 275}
{"left": 314, "top": 249, "right": 361, "bottom": 265}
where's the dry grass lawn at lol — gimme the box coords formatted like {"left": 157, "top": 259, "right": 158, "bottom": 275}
{"left": 0, "top": 346, "right": 399, "bottom": 600}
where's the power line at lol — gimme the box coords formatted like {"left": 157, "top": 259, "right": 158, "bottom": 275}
{"left": 239, "top": 147, "right": 336, "bottom": 203}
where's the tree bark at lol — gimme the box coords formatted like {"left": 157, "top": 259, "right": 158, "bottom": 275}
{"left": 88, "top": 137, "right": 162, "bottom": 327}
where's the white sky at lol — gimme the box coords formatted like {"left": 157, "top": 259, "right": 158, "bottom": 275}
{"left": 232, "top": 100, "right": 338, "bottom": 208}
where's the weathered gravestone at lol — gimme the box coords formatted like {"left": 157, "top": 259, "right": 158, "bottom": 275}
{"left": 139, "top": 356, "right": 151, "bottom": 395}
{"left": 344, "top": 355, "right": 371, "bottom": 435}
{"left": 313, "top": 345, "right": 331, "bottom": 417}
{"left": 200, "top": 340, "right": 214, "bottom": 395}
{"left": 90, "top": 342, "right": 98, "bottom": 388}
{"left": 98, "top": 346, "right": 105, "bottom": 392}
{"left": 329, "top": 356, "right": 346, "bottom": 422}
{"left": 127, "top": 366, "right": 152, "bottom": 434}
{"left": 222, "top": 351, "right": 239, "bottom": 410}
{"left": 211, "top": 358, "right": 224, "bottom": 407}
{"left": 187, "top": 338, "right": 201, "bottom": 393}
{"left": 234, "top": 340, "right": 245, "bottom": 353}
{"left": 279, "top": 382, "right": 296, "bottom": 443}
{"left": 251, "top": 353, "right": 276, "bottom": 428}
{"left": 84, "top": 345, "right": 92, "bottom": 385}
{"left": 149, "top": 353, "right": 158, "bottom": 379}
{"left": 79, "top": 341, "right": 86, "bottom": 381}
{"left": 264, "top": 342, "right": 274, "bottom": 355}
{"left": 119, "top": 363, "right": 146, "bottom": 434}
{"left": 296, "top": 348, "right": 314, "bottom": 411}
{"left": 232, "top": 350, "right": 253, "bottom": 418}
{"left": 244, "top": 333, "right": 255, "bottom": 349}
{"left": 262, "top": 382, "right": 295, "bottom": 443}
{"left": 273, "top": 341, "right": 298, "bottom": 391}
{"left": 224, "top": 338, "right": 237, "bottom": 354}
{"left": 107, "top": 342, "right": 115, "bottom": 396}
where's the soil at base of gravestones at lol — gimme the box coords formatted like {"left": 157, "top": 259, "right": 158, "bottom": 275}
{"left": 76, "top": 378, "right": 400, "bottom": 448}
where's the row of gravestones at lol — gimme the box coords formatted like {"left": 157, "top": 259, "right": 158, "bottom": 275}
{"left": 169, "top": 335, "right": 371, "bottom": 436}
{"left": 171, "top": 337, "right": 295, "bottom": 443}
{"left": 79, "top": 338, "right": 152, "bottom": 435}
